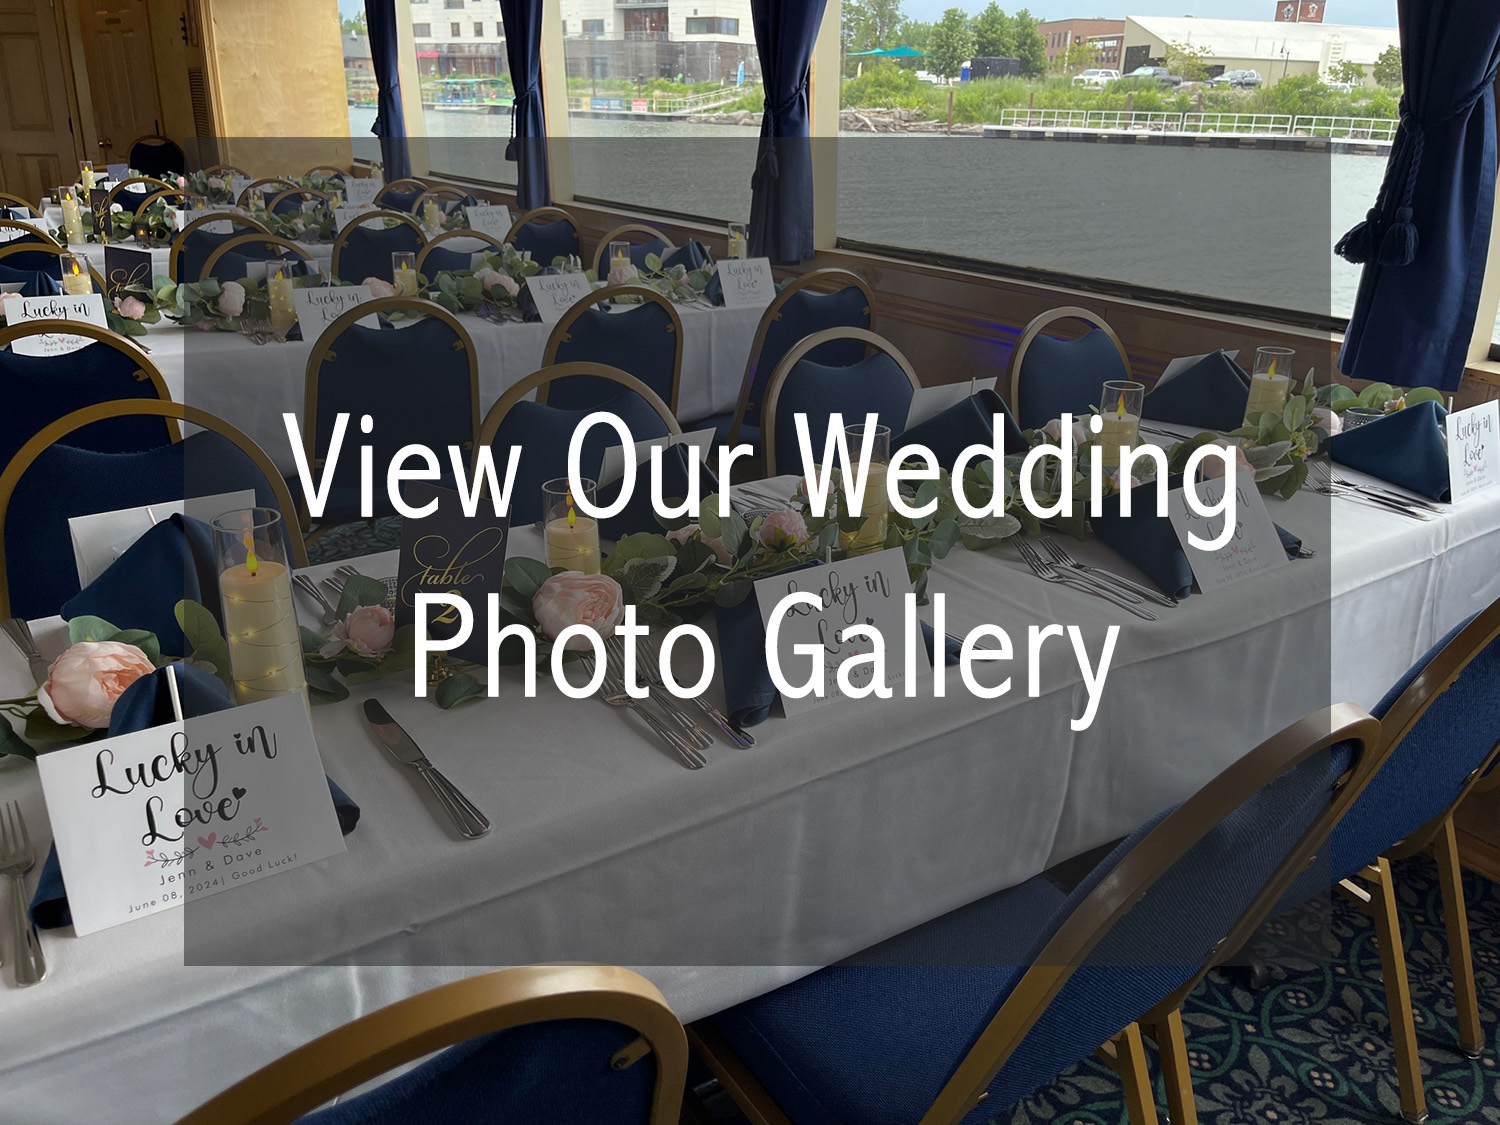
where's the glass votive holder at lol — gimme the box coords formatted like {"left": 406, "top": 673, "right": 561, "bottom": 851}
{"left": 543, "top": 478, "right": 601, "bottom": 574}
{"left": 608, "top": 240, "right": 632, "bottom": 275}
{"left": 391, "top": 250, "right": 418, "bottom": 296}
{"left": 80, "top": 160, "right": 95, "bottom": 190}
{"left": 727, "top": 221, "right": 748, "bottom": 260}
{"left": 212, "top": 508, "right": 307, "bottom": 706}
{"left": 1097, "top": 380, "right": 1145, "bottom": 468}
{"left": 58, "top": 252, "right": 91, "bottom": 295}
{"left": 1246, "top": 346, "right": 1295, "bottom": 424}
{"left": 266, "top": 259, "right": 297, "bottom": 328}
{"left": 1342, "top": 407, "right": 1383, "bottom": 430}
{"left": 840, "top": 422, "right": 891, "bottom": 555}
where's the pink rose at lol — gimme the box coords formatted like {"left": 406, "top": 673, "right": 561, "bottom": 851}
{"left": 607, "top": 263, "right": 640, "bottom": 287}
{"left": 759, "top": 509, "right": 809, "bottom": 551}
{"left": 217, "top": 280, "right": 245, "bottom": 317}
{"left": 330, "top": 605, "right": 395, "bottom": 658}
{"left": 1201, "top": 440, "right": 1253, "bottom": 478}
{"left": 666, "top": 523, "right": 732, "bottom": 565}
{"left": 1312, "top": 406, "right": 1342, "bottom": 437}
{"left": 364, "top": 277, "right": 397, "bottom": 298}
{"left": 532, "top": 572, "right": 625, "bottom": 651}
{"left": 37, "top": 641, "right": 155, "bottom": 729}
{"left": 482, "top": 271, "right": 520, "bottom": 298}
{"left": 1042, "top": 416, "right": 1088, "bottom": 446}
{"left": 176, "top": 175, "right": 188, "bottom": 188}
{"left": 207, "top": 176, "right": 224, "bottom": 190}
{"left": 114, "top": 295, "right": 147, "bottom": 320}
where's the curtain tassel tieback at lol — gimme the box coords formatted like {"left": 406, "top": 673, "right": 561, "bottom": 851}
{"left": 505, "top": 82, "right": 542, "bottom": 163}
{"left": 755, "top": 79, "right": 810, "bottom": 181}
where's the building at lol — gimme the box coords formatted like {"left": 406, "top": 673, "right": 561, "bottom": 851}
{"left": 558, "top": 0, "right": 760, "bottom": 84}
{"left": 1037, "top": 18, "right": 1126, "bottom": 70}
{"left": 408, "top": 0, "right": 509, "bottom": 77}
{"left": 1121, "top": 15, "right": 1399, "bottom": 86}
{"left": 342, "top": 33, "right": 372, "bottom": 73}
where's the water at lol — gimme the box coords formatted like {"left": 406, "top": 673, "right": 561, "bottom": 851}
{"left": 351, "top": 105, "right": 1431, "bottom": 331}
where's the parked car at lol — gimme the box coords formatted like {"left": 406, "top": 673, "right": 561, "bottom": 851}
{"left": 1123, "top": 65, "right": 1182, "bottom": 87}
{"left": 1211, "top": 69, "right": 1263, "bottom": 88}
{"left": 1072, "top": 68, "right": 1121, "bottom": 88}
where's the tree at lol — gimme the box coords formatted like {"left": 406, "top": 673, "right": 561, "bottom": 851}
{"left": 1328, "top": 59, "right": 1366, "bottom": 85}
{"left": 927, "top": 7, "right": 975, "bottom": 79}
{"left": 340, "top": 12, "right": 367, "bottom": 35}
{"left": 971, "top": 3, "right": 1013, "bottom": 59}
{"left": 1054, "top": 40, "right": 1100, "bottom": 74}
{"left": 898, "top": 18, "right": 934, "bottom": 58}
{"left": 1010, "top": 8, "right": 1047, "bottom": 78}
{"left": 844, "top": 0, "right": 908, "bottom": 76}
{"left": 1372, "top": 45, "right": 1402, "bottom": 89}
{"left": 1165, "top": 40, "right": 1210, "bottom": 82}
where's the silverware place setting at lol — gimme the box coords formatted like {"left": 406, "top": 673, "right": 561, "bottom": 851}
{"left": 2, "top": 618, "right": 52, "bottom": 687}
{"left": 1014, "top": 538, "right": 1158, "bottom": 621}
{"left": 1, "top": 801, "right": 45, "bottom": 986}
{"left": 1305, "top": 460, "right": 1434, "bottom": 521}
{"left": 291, "top": 573, "right": 338, "bottom": 626}
{"left": 635, "top": 635, "right": 754, "bottom": 748}
{"left": 363, "top": 700, "right": 490, "bottom": 838}
{"left": 1037, "top": 536, "right": 1179, "bottom": 608}
{"left": 581, "top": 645, "right": 707, "bottom": 770}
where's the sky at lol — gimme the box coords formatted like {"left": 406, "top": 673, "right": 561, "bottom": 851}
{"left": 900, "top": 0, "right": 1395, "bottom": 25}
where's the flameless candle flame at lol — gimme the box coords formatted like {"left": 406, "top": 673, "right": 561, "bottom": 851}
{"left": 1267, "top": 357, "right": 1277, "bottom": 377}
{"left": 1115, "top": 398, "right": 1125, "bottom": 420}
{"left": 275, "top": 268, "right": 284, "bottom": 282}
{"left": 243, "top": 530, "right": 259, "bottom": 577}
{"left": 566, "top": 490, "right": 577, "bottom": 528}
{"left": 70, "top": 259, "right": 81, "bottom": 277}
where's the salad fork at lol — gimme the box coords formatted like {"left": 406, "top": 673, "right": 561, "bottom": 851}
{"left": 1038, "top": 536, "right": 1177, "bottom": 607}
{"left": 607, "top": 637, "right": 713, "bottom": 750}
{"left": 0, "top": 802, "right": 45, "bottom": 986}
{"left": 638, "top": 635, "right": 753, "bottom": 748}
{"left": 587, "top": 652, "right": 705, "bottom": 770}
{"left": 1015, "top": 539, "right": 1157, "bottom": 621}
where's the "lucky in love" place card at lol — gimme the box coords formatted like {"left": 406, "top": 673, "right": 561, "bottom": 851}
{"left": 35, "top": 693, "right": 347, "bottom": 935}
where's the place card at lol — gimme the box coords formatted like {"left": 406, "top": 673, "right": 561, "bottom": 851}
{"left": 526, "top": 272, "right": 594, "bottom": 326}
{"left": 106, "top": 162, "right": 129, "bottom": 182}
{"left": 178, "top": 207, "right": 234, "bottom": 234}
{"left": 754, "top": 547, "right": 922, "bottom": 717}
{"left": 292, "top": 284, "right": 378, "bottom": 332}
{"left": 1156, "top": 349, "right": 1240, "bottom": 388}
{"left": 104, "top": 245, "right": 154, "bottom": 295}
{"left": 904, "top": 377, "right": 1000, "bottom": 429}
{"left": 465, "top": 203, "right": 511, "bottom": 241}
{"left": 229, "top": 174, "right": 254, "bottom": 203}
{"left": 717, "top": 258, "right": 776, "bottom": 310}
{"left": 1446, "top": 400, "right": 1499, "bottom": 503}
{"left": 35, "top": 692, "right": 348, "bottom": 936}
{"left": 599, "top": 428, "right": 716, "bottom": 488}
{"left": 343, "top": 177, "right": 381, "bottom": 206}
{"left": 395, "top": 483, "right": 510, "bottom": 665}
{"left": 1167, "top": 468, "right": 1288, "bottom": 593}
{"left": 8, "top": 293, "right": 108, "bottom": 356}
{"left": 69, "top": 490, "right": 255, "bottom": 588}
{"left": 334, "top": 205, "right": 386, "bottom": 233}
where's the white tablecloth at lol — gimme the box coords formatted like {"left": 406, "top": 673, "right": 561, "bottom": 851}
{"left": 69, "top": 240, "right": 336, "bottom": 282}
{"left": 125, "top": 304, "right": 757, "bottom": 475}
{"left": 1, "top": 466, "right": 1497, "bottom": 1122}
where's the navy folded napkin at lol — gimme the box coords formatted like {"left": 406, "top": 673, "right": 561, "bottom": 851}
{"left": 0, "top": 263, "right": 61, "bottom": 297}
{"left": 1330, "top": 399, "right": 1451, "bottom": 502}
{"left": 1142, "top": 351, "right": 1251, "bottom": 431}
{"left": 896, "top": 388, "right": 1025, "bottom": 468}
{"left": 1090, "top": 477, "right": 1304, "bottom": 599}
{"left": 716, "top": 574, "right": 959, "bottom": 728}
{"left": 597, "top": 442, "right": 719, "bottom": 542}
{"left": 29, "top": 663, "right": 360, "bottom": 930}
{"left": 62, "top": 514, "right": 220, "bottom": 656}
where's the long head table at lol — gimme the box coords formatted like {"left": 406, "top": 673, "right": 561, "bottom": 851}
{"left": 1, "top": 458, "right": 1498, "bottom": 1120}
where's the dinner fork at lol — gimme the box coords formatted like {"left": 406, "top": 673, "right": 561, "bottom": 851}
{"left": 292, "top": 573, "right": 338, "bottom": 626}
{"left": 638, "top": 635, "right": 753, "bottom": 748}
{"left": 1327, "top": 471, "right": 1444, "bottom": 514}
{"left": 1014, "top": 539, "right": 1157, "bottom": 621}
{"left": 1306, "top": 461, "right": 1431, "bottom": 521}
{"left": 1, "top": 802, "right": 45, "bottom": 986}
{"left": 607, "top": 637, "right": 714, "bottom": 750}
{"left": 589, "top": 651, "right": 706, "bottom": 770}
{"left": 1038, "top": 536, "right": 1178, "bottom": 607}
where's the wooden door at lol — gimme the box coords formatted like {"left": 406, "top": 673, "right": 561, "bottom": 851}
{"left": 0, "top": 0, "right": 81, "bottom": 206}
{"left": 76, "top": 0, "right": 164, "bottom": 162}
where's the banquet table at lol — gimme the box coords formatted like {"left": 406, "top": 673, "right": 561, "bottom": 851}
{"left": 69, "top": 238, "right": 336, "bottom": 283}
{"left": 1, "top": 457, "right": 1497, "bottom": 1122}
{"left": 125, "top": 302, "right": 761, "bottom": 474}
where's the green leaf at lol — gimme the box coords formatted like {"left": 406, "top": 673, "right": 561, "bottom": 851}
{"left": 336, "top": 574, "right": 393, "bottom": 616}
{"left": 713, "top": 579, "right": 753, "bottom": 607}
{"left": 644, "top": 252, "right": 663, "bottom": 272}
{"left": 303, "top": 661, "right": 349, "bottom": 703}
{"left": 928, "top": 519, "right": 961, "bottom": 559}
{"left": 602, "top": 533, "right": 675, "bottom": 575}
{"left": 435, "top": 672, "right": 487, "bottom": 709}
{"left": 68, "top": 615, "right": 120, "bottom": 644}
{"left": 505, "top": 556, "right": 554, "bottom": 600}
{"left": 698, "top": 501, "right": 723, "bottom": 539}
{"left": 110, "top": 629, "right": 162, "bottom": 664}
{"left": 616, "top": 554, "right": 677, "bottom": 603}
{"left": 24, "top": 707, "right": 93, "bottom": 744}
{"left": 301, "top": 626, "right": 327, "bottom": 653}
{"left": 0, "top": 719, "right": 37, "bottom": 759}
{"left": 1404, "top": 386, "right": 1444, "bottom": 407}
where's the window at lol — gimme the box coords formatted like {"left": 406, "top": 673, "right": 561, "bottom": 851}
{"left": 450, "top": 21, "right": 461, "bottom": 36}
{"left": 685, "top": 17, "right": 740, "bottom": 35}
{"left": 474, "top": 22, "right": 483, "bottom": 37}
{"left": 444, "top": 0, "right": 463, "bottom": 8}
{"left": 411, "top": 22, "right": 431, "bottom": 37}
{"left": 583, "top": 19, "right": 604, "bottom": 36}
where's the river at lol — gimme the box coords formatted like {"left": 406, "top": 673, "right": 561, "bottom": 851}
{"left": 351, "top": 106, "right": 1470, "bottom": 337}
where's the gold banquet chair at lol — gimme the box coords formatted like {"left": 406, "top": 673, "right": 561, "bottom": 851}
{"left": 542, "top": 285, "right": 685, "bottom": 415}
{"left": 0, "top": 400, "right": 306, "bottom": 621}
{"left": 415, "top": 228, "right": 508, "bottom": 276}
{"left": 199, "top": 234, "right": 315, "bottom": 283}
{"left": 1006, "top": 306, "right": 1130, "bottom": 433}
{"left": 591, "top": 222, "right": 675, "bottom": 277}
{"left": 178, "top": 965, "right": 689, "bottom": 1125}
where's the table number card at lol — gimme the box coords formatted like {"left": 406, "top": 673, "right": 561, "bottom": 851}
{"left": 292, "top": 284, "right": 378, "bottom": 331}
{"left": 904, "top": 377, "right": 1000, "bottom": 429}
{"left": 526, "top": 273, "right": 594, "bottom": 326}
{"left": 465, "top": 204, "right": 512, "bottom": 241}
{"left": 1167, "top": 468, "right": 1288, "bottom": 593}
{"left": 104, "top": 245, "right": 154, "bottom": 295}
{"left": 9, "top": 293, "right": 108, "bottom": 356}
{"left": 718, "top": 258, "right": 775, "bottom": 310}
{"left": 35, "top": 693, "right": 348, "bottom": 936}
{"left": 754, "top": 548, "right": 924, "bottom": 717}
{"left": 343, "top": 177, "right": 381, "bottom": 207}
{"left": 1446, "top": 400, "right": 1499, "bottom": 503}
{"left": 395, "top": 483, "right": 510, "bottom": 665}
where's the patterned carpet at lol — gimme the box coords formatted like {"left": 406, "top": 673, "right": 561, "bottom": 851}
{"left": 694, "top": 856, "right": 1500, "bottom": 1125}
{"left": 306, "top": 517, "right": 405, "bottom": 565}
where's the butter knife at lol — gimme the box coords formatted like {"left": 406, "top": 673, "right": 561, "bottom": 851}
{"left": 2, "top": 618, "right": 52, "bottom": 688}
{"left": 363, "top": 700, "right": 490, "bottom": 838}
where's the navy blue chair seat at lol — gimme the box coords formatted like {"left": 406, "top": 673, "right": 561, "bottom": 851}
{"left": 1009, "top": 309, "right": 1130, "bottom": 433}
{"left": 333, "top": 219, "right": 425, "bottom": 284}
{"left": 509, "top": 210, "right": 581, "bottom": 267}
{"left": 0, "top": 326, "right": 174, "bottom": 470}
{"left": 171, "top": 222, "right": 267, "bottom": 283}
{"left": 763, "top": 331, "right": 919, "bottom": 478}
{"left": 127, "top": 136, "right": 184, "bottom": 179}
{"left": 709, "top": 269, "right": 874, "bottom": 446}
{"left": 375, "top": 185, "right": 423, "bottom": 214}
{"left": 415, "top": 231, "right": 508, "bottom": 278}
{"left": 544, "top": 289, "right": 683, "bottom": 414}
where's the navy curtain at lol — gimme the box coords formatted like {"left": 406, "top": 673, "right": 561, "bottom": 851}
{"left": 498, "top": 0, "right": 551, "bottom": 210}
{"left": 364, "top": 0, "right": 412, "bottom": 181}
{"left": 1337, "top": 2, "right": 1500, "bottom": 391}
{"left": 748, "top": 0, "right": 827, "bottom": 265}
